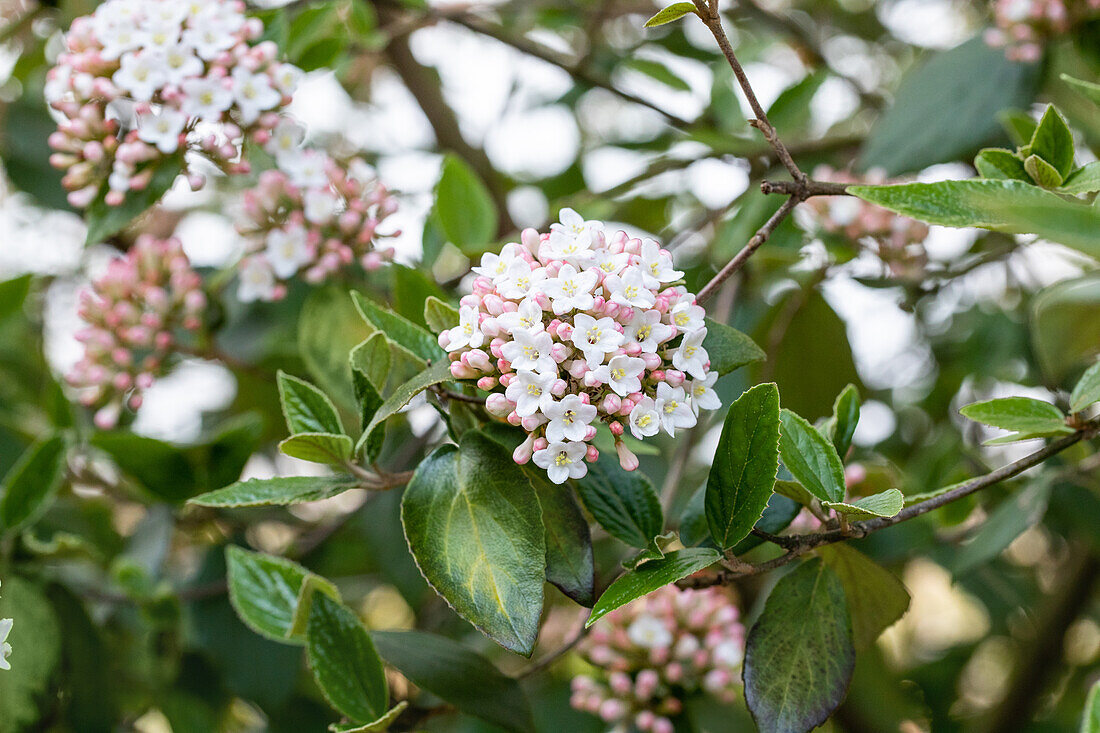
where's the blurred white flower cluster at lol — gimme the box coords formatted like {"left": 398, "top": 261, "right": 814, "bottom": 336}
{"left": 984, "top": 0, "right": 1100, "bottom": 61}
{"left": 0, "top": 580, "right": 11, "bottom": 672}
{"left": 437, "top": 209, "right": 721, "bottom": 484}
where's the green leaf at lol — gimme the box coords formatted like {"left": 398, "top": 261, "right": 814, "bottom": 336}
{"left": 277, "top": 371, "right": 344, "bottom": 436}
{"left": 0, "top": 434, "right": 67, "bottom": 531}
{"left": 306, "top": 594, "right": 388, "bottom": 724}
{"left": 332, "top": 702, "right": 408, "bottom": 733}
{"left": 352, "top": 291, "right": 444, "bottom": 364}
{"left": 423, "top": 296, "right": 460, "bottom": 334}
{"left": 819, "top": 545, "right": 910, "bottom": 651}
{"left": 1082, "top": 678, "right": 1100, "bottom": 733}
{"left": 959, "top": 397, "right": 1071, "bottom": 435}
{"left": 643, "top": 1, "right": 697, "bottom": 27}
{"left": 774, "top": 478, "right": 816, "bottom": 507}
{"left": 586, "top": 548, "right": 722, "bottom": 627}
{"left": 705, "top": 383, "right": 781, "bottom": 549}
{"left": 623, "top": 530, "right": 681, "bottom": 570}
{"left": 859, "top": 37, "right": 1039, "bottom": 175}
{"left": 1062, "top": 73, "right": 1100, "bottom": 107}
{"left": 743, "top": 559, "right": 855, "bottom": 733}
{"left": 434, "top": 155, "right": 498, "bottom": 253}
{"left": 954, "top": 480, "right": 1052, "bottom": 575}
{"left": 1060, "top": 161, "right": 1100, "bottom": 195}
{"left": 729, "top": 494, "right": 803, "bottom": 555}
{"left": 84, "top": 155, "right": 183, "bottom": 245}
{"left": 372, "top": 630, "right": 534, "bottom": 732}
{"left": 849, "top": 179, "right": 1100, "bottom": 259}
{"left": 767, "top": 72, "right": 827, "bottom": 138}
{"left": 999, "top": 109, "right": 1038, "bottom": 147}
{"left": 190, "top": 475, "right": 359, "bottom": 507}
{"left": 226, "top": 546, "right": 315, "bottom": 644}
{"left": 528, "top": 468, "right": 595, "bottom": 606}
{"left": 779, "top": 408, "right": 845, "bottom": 504}
{"left": 0, "top": 577, "right": 61, "bottom": 733}
{"left": 1031, "top": 274, "right": 1100, "bottom": 385}
{"left": 359, "top": 360, "right": 454, "bottom": 450}
{"left": 1028, "top": 105, "right": 1075, "bottom": 178}
{"left": 392, "top": 265, "right": 446, "bottom": 330}
{"left": 703, "top": 318, "right": 766, "bottom": 376}
{"left": 0, "top": 274, "right": 32, "bottom": 321}
{"left": 288, "top": 573, "right": 343, "bottom": 639}
{"left": 300, "top": 286, "right": 375, "bottom": 410}
{"left": 401, "top": 431, "right": 545, "bottom": 655}
{"left": 974, "top": 148, "right": 1029, "bottom": 181}
{"left": 829, "top": 384, "right": 860, "bottom": 459}
{"left": 278, "top": 433, "right": 354, "bottom": 465}
{"left": 350, "top": 334, "right": 389, "bottom": 460}
{"left": 823, "top": 489, "right": 904, "bottom": 518}
{"left": 575, "top": 456, "right": 663, "bottom": 549}
{"left": 1024, "top": 154, "right": 1064, "bottom": 188}
{"left": 1070, "top": 360, "right": 1100, "bottom": 413}
{"left": 622, "top": 58, "right": 691, "bottom": 92}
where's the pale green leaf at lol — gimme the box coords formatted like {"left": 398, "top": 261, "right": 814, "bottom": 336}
{"left": 278, "top": 433, "right": 354, "bottom": 465}
{"left": 823, "top": 489, "right": 904, "bottom": 518}
{"left": 779, "top": 408, "right": 845, "bottom": 503}
{"left": 959, "top": 396, "right": 1070, "bottom": 435}
{"left": 434, "top": 155, "right": 498, "bottom": 253}
{"left": 703, "top": 318, "right": 766, "bottom": 376}
{"left": 643, "top": 2, "right": 697, "bottom": 27}
{"left": 0, "top": 434, "right": 67, "bottom": 532}
{"left": 190, "top": 475, "right": 359, "bottom": 507}
{"left": 277, "top": 371, "right": 344, "bottom": 435}
{"left": 586, "top": 548, "right": 722, "bottom": 627}
{"left": 1070, "top": 360, "right": 1100, "bottom": 413}
{"left": 360, "top": 360, "right": 454, "bottom": 449}
{"left": 819, "top": 545, "right": 910, "bottom": 651}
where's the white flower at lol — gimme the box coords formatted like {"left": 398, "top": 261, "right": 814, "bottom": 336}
{"left": 545, "top": 229, "right": 596, "bottom": 266}
{"left": 672, "top": 327, "right": 709, "bottom": 379}
{"left": 627, "top": 614, "right": 672, "bottom": 649}
{"left": 501, "top": 330, "right": 556, "bottom": 374}
{"left": 266, "top": 118, "right": 305, "bottom": 160}
{"left": 265, "top": 227, "right": 311, "bottom": 278}
{"left": 668, "top": 300, "right": 705, "bottom": 332}
{"left": 144, "top": 18, "right": 182, "bottom": 54}
{"left": 688, "top": 371, "right": 721, "bottom": 414}
{"left": 532, "top": 441, "right": 589, "bottom": 484}
{"left": 713, "top": 639, "right": 743, "bottom": 668}
{"left": 472, "top": 242, "right": 523, "bottom": 282}
{"left": 551, "top": 207, "right": 601, "bottom": 240}
{"left": 446, "top": 306, "right": 485, "bottom": 352}
{"left": 160, "top": 44, "right": 204, "bottom": 84}
{"left": 639, "top": 238, "right": 683, "bottom": 288}
{"left": 303, "top": 189, "right": 337, "bottom": 224}
{"left": 655, "top": 382, "right": 696, "bottom": 437}
{"left": 183, "top": 14, "right": 236, "bottom": 59}
{"left": 112, "top": 52, "right": 167, "bottom": 101}
{"left": 98, "top": 24, "right": 146, "bottom": 61}
{"left": 629, "top": 396, "right": 660, "bottom": 439}
{"left": 495, "top": 298, "right": 545, "bottom": 334}
{"left": 180, "top": 76, "right": 233, "bottom": 120}
{"left": 828, "top": 197, "right": 861, "bottom": 227}
{"left": 230, "top": 67, "right": 280, "bottom": 124}
{"left": 625, "top": 309, "right": 674, "bottom": 352}
{"left": 592, "top": 354, "right": 646, "bottom": 396}
{"left": 603, "top": 266, "right": 656, "bottom": 309}
{"left": 145, "top": 2, "right": 188, "bottom": 28}
{"left": 136, "top": 108, "right": 186, "bottom": 153}
{"left": 237, "top": 256, "right": 276, "bottom": 302}
{"left": 497, "top": 260, "right": 547, "bottom": 301}
{"left": 280, "top": 149, "right": 330, "bottom": 189}
{"left": 592, "top": 249, "right": 629, "bottom": 276}
{"left": 571, "top": 313, "right": 623, "bottom": 366}
{"left": 543, "top": 394, "right": 597, "bottom": 443}
{"left": 543, "top": 264, "right": 597, "bottom": 315}
{"left": 504, "top": 370, "right": 555, "bottom": 417}
{"left": 271, "top": 63, "right": 302, "bottom": 95}
{"left": 0, "top": 617, "right": 10, "bottom": 671}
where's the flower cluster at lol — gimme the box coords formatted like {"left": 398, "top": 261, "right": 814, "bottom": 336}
{"left": 68, "top": 235, "right": 207, "bottom": 429}
{"left": 571, "top": 586, "right": 745, "bottom": 732}
{"left": 437, "top": 209, "right": 721, "bottom": 484}
{"left": 234, "top": 138, "right": 399, "bottom": 302}
{"left": 46, "top": 0, "right": 301, "bottom": 209}
{"left": 984, "top": 0, "right": 1100, "bottom": 62}
{"left": 0, "top": 581, "right": 10, "bottom": 672}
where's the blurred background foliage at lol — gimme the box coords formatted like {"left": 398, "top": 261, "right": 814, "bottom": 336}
{"left": 0, "top": 0, "right": 1098, "bottom": 730}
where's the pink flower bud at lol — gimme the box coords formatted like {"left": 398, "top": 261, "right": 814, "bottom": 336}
{"left": 486, "top": 393, "right": 512, "bottom": 417}
{"left": 610, "top": 420, "right": 625, "bottom": 436}
{"left": 616, "top": 441, "right": 639, "bottom": 471}
{"left": 601, "top": 394, "right": 622, "bottom": 414}
{"left": 586, "top": 445, "right": 599, "bottom": 462}
{"left": 477, "top": 376, "right": 498, "bottom": 390}
{"left": 664, "top": 370, "right": 685, "bottom": 387}
{"left": 513, "top": 435, "right": 535, "bottom": 464}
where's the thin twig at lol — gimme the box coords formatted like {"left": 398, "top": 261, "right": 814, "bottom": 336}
{"left": 696, "top": 196, "right": 797, "bottom": 303}
{"left": 518, "top": 619, "right": 589, "bottom": 678}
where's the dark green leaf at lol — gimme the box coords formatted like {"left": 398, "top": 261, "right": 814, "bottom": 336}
{"left": 278, "top": 433, "right": 354, "bottom": 465}
{"left": 0, "top": 577, "right": 61, "bottom": 732}
{"left": 705, "top": 383, "right": 781, "bottom": 549}
{"left": 372, "top": 630, "right": 534, "bottom": 732}
{"left": 332, "top": 702, "right": 408, "bottom": 733}
{"left": 1028, "top": 105, "right": 1076, "bottom": 177}
{"left": 974, "top": 148, "right": 1029, "bottom": 180}
{"left": 359, "top": 360, "right": 454, "bottom": 449}
{"left": 743, "top": 559, "right": 855, "bottom": 733}
{"left": 819, "top": 545, "right": 910, "bottom": 651}
{"left": 829, "top": 384, "right": 860, "bottom": 458}
{"left": 434, "top": 155, "right": 498, "bottom": 252}
{"left": 226, "top": 546, "right": 336, "bottom": 644}
{"left": 779, "top": 408, "right": 845, "bottom": 503}
{"left": 307, "top": 594, "right": 388, "bottom": 724}
{"left": 703, "top": 318, "right": 766, "bottom": 376}
{"left": 352, "top": 291, "right": 444, "bottom": 364}
{"left": 0, "top": 434, "right": 67, "bottom": 531}
{"left": 774, "top": 478, "right": 816, "bottom": 507}
{"left": 859, "top": 38, "right": 1039, "bottom": 175}
{"left": 529, "top": 468, "right": 595, "bottom": 606}
{"left": 1071, "top": 360, "right": 1100, "bottom": 413}
{"left": 392, "top": 264, "right": 447, "bottom": 329}
{"left": 954, "top": 480, "right": 1052, "bottom": 575}
{"left": 277, "top": 371, "right": 344, "bottom": 435}
{"left": 959, "top": 397, "right": 1070, "bottom": 435}
{"left": 1031, "top": 274, "right": 1100, "bottom": 385}
{"left": 768, "top": 72, "right": 827, "bottom": 138}
{"left": 729, "top": 494, "right": 802, "bottom": 555}
{"left": 586, "top": 548, "right": 722, "bottom": 627}
{"left": 190, "top": 475, "right": 358, "bottom": 507}
{"left": 84, "top": 155, "right": 183, "bottom": 245}
{"left": 401, "top": 431, "right": 545, "bottom": 655}
{"left": 643, "top": 2, "right": 697, "bottom": 27}
{"left": 299, "top": 286, "right": 375, "bottom": 410}
{"left": 823, "top": 489, "right": 904, "bottom": 518}
{"left": 349, "top": 335, "right": 389, "bottom": 460}
{"left": 575, "top": 455, "right": 663, "bottom": 549}
{"left": 0, "top": 274, "right": 32, "bottom": 321}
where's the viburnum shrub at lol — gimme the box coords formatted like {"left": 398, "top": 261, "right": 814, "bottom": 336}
{"left": 437, "top": 208, "right": 721, "bottom": 483}
{"left": 3, "top": 0, "right": 1100, "bottom": 731}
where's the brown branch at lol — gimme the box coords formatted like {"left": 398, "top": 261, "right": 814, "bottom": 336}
{"left": 679, "top": 422, "right": 1100, "bottom": 589}
{"left": 696, "top": 195, "right": 797, "bottom": 303}
{"left": 762, "top": 179, "right": 851, "bottom": 197}
{"left": 518, "top": 619, "right": 589, "bottom": 678}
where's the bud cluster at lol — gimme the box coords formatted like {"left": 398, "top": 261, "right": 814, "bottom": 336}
{"left": 0, "top": 580, "right": 10, "bottom": 672}
{"left": 436, "top": 209, "right": 722, "bottom": 484}
{"left": 46, "top": 0, "right": 301, "bottom": 209}
{"left": 984, "top": 0, "right": 1100, "bottom": 62}
{"left": 571, "top": 586, "right": 745, "bottom": 732}
{"left": 234, "top": 136, "right": 399, "bottom": 302}
{"left": 68, "top": 235, "right": 207, "bottom": 428}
